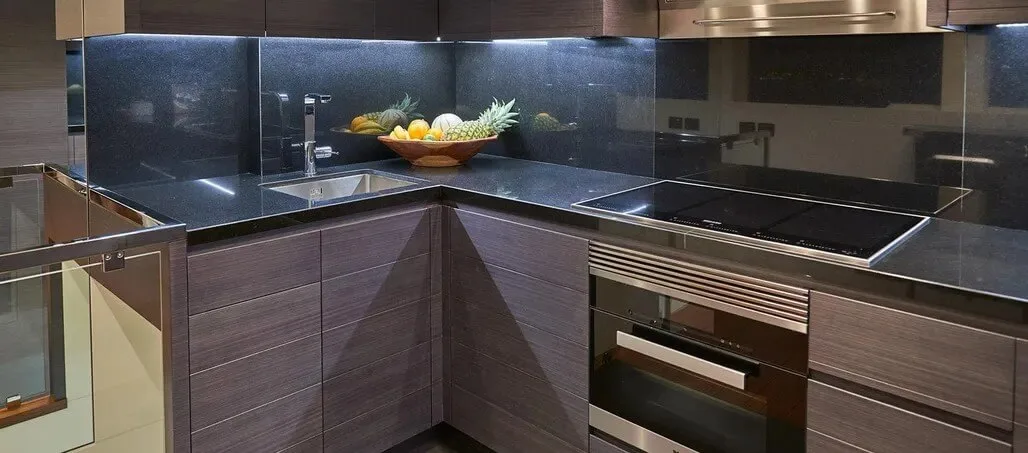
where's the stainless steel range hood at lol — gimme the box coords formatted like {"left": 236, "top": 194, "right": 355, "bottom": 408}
{"left": 661, "top": 0, "right": 947, "bottom": 38}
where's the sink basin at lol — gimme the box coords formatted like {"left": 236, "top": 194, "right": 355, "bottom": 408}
{"left": 264, "top": 172, "right": 416, "bottom": 202}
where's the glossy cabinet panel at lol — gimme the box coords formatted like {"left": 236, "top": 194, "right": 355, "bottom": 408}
{"left": 810, "top": 291, "right": 1016, "bottom": 429}
{"left": 808, "top": 381, "right": 1011, "bottom": 453}
{"left": 191, "top": 385, "right": 323, "bottom": 453}
{"left": 189, "top": 283, "right": 321, "bottom": 373}
{"left": 187, "top": 231, "right": 320, "bottom": 314}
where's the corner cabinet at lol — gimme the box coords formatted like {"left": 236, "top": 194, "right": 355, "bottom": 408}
{"left": 439, "top": 0, "right": 658, "bottom": 40}
{"left": 928, "top": 0, "right": 1028, "bottom": 26}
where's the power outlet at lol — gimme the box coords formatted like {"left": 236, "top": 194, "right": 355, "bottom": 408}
{"left": 668, "top": 116, "right": 684, "bottom": 130}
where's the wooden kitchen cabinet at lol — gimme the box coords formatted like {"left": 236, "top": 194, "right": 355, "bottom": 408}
{"left": 439, "top": 0, "right": 657, "bottom": 40}
{"left": 57, "top": 0, "right": 266, "bottom": 38}
{"left": 266, "top": 0, "right": 438, "bottom": 39}
{"left": 928, "top": 0, "right": 1028, "bottom": 26}
{"left": 1016, "top": 339, "right": 1028, "bottom": 452}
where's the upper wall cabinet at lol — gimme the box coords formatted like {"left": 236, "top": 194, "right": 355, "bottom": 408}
{"left": 439, "top": 0, "right": 658, "bottom": 40}
{"left": 929, "top": 0, "right": 1028, "bottom": 26}
{"left": 56, "top": 0, "right": 266, "bottom": 39}
{"left": 267, "top": 0, "right": 439, "bottom": 40}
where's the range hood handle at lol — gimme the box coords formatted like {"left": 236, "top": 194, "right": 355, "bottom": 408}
{"left": 693, "top": 10, "right": 897, "bottom": 26}
{"left": 616, "top": 331, "right": 748, "bottom": 390}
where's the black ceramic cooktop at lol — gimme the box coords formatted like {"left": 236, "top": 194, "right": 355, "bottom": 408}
{"left": 577, "top": 181, "right": 927, "bottom": 264}
{"left": 681, "top": 165, "right": 969, "bottom": 216}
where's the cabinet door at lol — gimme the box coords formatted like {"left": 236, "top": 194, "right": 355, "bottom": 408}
{"left": 377, "top": 0, "right": 439, "bottom": 40}
{"left": 439, "top": 0, "right": 491, "bottom": 40}
{"left": 490, "top": 0, "right": 600, "bottom": 39}
{"left": 137, "top": 0, "right": 266, "bottom": 35}
{"left": 266, "top": 0, "right": 375, "bottom": 38}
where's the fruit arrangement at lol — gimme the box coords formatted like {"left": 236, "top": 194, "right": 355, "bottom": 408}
{"left": 387, "top": 99, "right": 519, "bottom": 142}
{"left": 530, "top": 112, "right": 578, "bottom": 132}
{"left": 346, "top": 94, "right": 423, "bottom": 135}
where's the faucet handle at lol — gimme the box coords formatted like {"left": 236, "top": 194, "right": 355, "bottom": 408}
{"left": 314, "top": 146, "right": 337, "bottom": 159}
{"left": 304, "top": 93, "right": 332, "bottom": 105}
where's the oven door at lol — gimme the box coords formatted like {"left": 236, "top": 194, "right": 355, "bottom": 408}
{"left": 590, "top": 309, "right": 806, "bottom": 453}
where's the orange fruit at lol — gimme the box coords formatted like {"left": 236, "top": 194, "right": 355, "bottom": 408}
{"left": 408, "top": 119, "right": 430, "bottom": 140}
{"left": 427, "top": 128, "right": 444, "bottom": 140}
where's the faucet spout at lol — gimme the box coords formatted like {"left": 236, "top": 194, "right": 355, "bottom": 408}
{"left": 302, "top": 93, "right": 335, "bottom": 177}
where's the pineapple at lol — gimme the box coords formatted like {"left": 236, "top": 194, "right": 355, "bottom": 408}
{"left": 446, "top": 99, "right": 519, "bottom": 141}
{"left": 364, "top": 94, "right": 421, "bottom": 122}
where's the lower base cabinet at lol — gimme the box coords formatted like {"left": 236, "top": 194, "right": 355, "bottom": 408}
{"left": 590, "top": 435, "right": 633, "bottom": 453}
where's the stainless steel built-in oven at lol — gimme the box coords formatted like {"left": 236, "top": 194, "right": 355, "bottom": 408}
{"left": 588, "top": 242, "right": 810, "bottom": 453}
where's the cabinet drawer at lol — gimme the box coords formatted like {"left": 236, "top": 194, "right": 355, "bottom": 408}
{"left": 807, "top": 430, "right": 865, "bottom": 453}
{"left": 450, "top": 386, "right": 583, "bottom": 453}
{"left": 188, "top": 230, "right": 320, "bottom": 314}
{"left": 189, "top": 283, "right": 320, "bottom": 373}
{"left": 322, "top": 254, "right": 432, "bottom": 330}
{"left": 323, "top": 387, "right": 432, "bottom": 453}
{"left": 590, "top": 435, "right": 633, "bottom": 453}
{"left": 810, "top": 292, "right": 1015, "bottom": 428}
{"left": 449, "top": 209, "right": 588, "bottom": 293}
{"left": 191, "top": 334, "right": 321, "bottom": 431}
{"left": 808, "top": 381, "right": 1011, "bottom": 453}
{"left": 323, "top": 342, "right": 432, "bottom": 429}
{"left": 321, "top": 208, "right": 431, "bottom": 280}
{"left": 450, "top": 253, "right": 589, "bottom": 345}
{"left": 451, "top": 343, "right": 588, "bottom": 450}
{"left": 280, "top": 436, "right": 322, "bottom": 453}
{"left": 451, "top": 298, "right": 588, "bottom": 398}
{"left": 323, "top": 298, "right": 432, "bottom": 379}
{"left": 191, "top": 384, "right": 322, "bottom": 453}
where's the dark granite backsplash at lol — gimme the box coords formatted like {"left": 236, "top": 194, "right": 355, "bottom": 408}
{"left": 83, "top": 28, "right": 1028, "bottom": 232}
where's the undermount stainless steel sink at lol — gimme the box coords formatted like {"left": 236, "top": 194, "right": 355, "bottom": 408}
{"left": 264, "top": 172, "right": 416, "bottom": 202}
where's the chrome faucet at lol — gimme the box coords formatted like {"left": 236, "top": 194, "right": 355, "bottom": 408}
{"left": 302, "top": 93, "right": 337, "bottom": 177}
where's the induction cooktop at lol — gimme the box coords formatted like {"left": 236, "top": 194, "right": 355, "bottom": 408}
{"left": 573, "top": 181, "right": 929, "bottom": 267}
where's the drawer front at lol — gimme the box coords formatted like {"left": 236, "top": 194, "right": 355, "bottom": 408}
{"left": 1017, "top": 424, "right": 1027, "bottom": 453}
{"left": 449, "top": 209, "right": 588, "bottom": 293}
{"left": 280, "top": 436, "right": 322, "bottom": 453}
{"left": 451, "top": 298, "right": 588, "bottom": 398}
{"left": 810, "top": 292, "right": 1015, "bottom": 428}
{"left": 450, "top": 385, "right": 584, "bottom": 453}
{"left": 188, "top": 230, "right": 319, "bottom": 314}
{"left": 1017, "top": 339, "right": 1028, "bottom": 425}
{"left": 323, "top": 341, "right": 432, "bottom": 429}
{"left": 451, "top": 342, "right": 588, "bottom": 450}
{"left": 590, "top": 435, "right": 633, "bottom": 453}
{"left": 191, "top": 334, "right": 321, "bottom": 431}
{"left": 323, "top": 298, "right": 432, "bottom": 379}
{"left": 450, "top": 253, "right": 589, "bottom": 345}
{"left": 807, "top": 430, "right": 865, "bottom": 453}
{"left": 191, "top": 384, "right": 322, "bottom": 453}
{"left": 808, "top": 381, "right": 1011, "bottom": 453}
{"left": 189, "top": 283, "right": 320, "bottom": 373}
{"left": 321, "top": 208, "right": 431, "bottom": 280}
{"left": 322, "top": 254, "right": 432, "bottom": 330}
{"left": 323, "top": 387, "right": 432, "bottom": 453}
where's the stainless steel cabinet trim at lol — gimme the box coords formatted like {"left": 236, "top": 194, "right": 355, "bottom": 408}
{"left": 589, "top": 405, "right": 697, "bottom": 453}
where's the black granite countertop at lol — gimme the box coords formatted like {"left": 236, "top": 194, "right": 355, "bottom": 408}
{"left": 112, "top": 154, "right": 1028, "bottom": 307}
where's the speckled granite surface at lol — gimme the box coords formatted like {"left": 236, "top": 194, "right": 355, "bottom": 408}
{"left": 112, "top": 155, "right": 1028, "bottom": 305}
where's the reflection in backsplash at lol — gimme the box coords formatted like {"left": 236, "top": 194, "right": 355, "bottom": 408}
{"left": 259, "top": 39, "right": 455, "bottom": 175}
{"left": 81, "top": 28, "right": 1028, "bottom": 232}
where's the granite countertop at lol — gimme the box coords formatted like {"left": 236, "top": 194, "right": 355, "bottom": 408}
{"left": 112, "top": 154, "right": 1028, "bottom": 306}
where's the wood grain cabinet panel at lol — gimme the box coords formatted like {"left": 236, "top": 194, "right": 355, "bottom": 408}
{"left": 450, "top": 253, "right": 589, "bottom": 345}
{"left": 810, "top": 292, "right": 1016, "bottom": 429}
{"left": 323, "top": 342, "right": 432, "bottom": 429}
{"left": 440, "top": 0, "right": 656, "bottom": 39}
{"left": 376, "top": 0, "right": 439, "bottom": 40}
{"left": 323, "top": 298, "right": 433, "bottom": 379}
{"left": 590, "top": 435, "right": 632, "bottom": 453}
{"left": 323, "top": 388, "right": 432, "bottom": 453}
{"left": 808, "top": 381, "right": 1011, "bottom": 453}
{"left": 807, "top": 430, "right": 866, "bottom": 453}
{"left": 1017, "top": 339, "right": 1028, "bottom": 427}
{"left": 266, "top": 0, "right": 375, "bottom": 38}
{"left": 280, "top": 436, "right": 322, "bottom": 453}
{"left": 932, "top": 0, "right": 1028, "bottom": 25}
{"left": 451, "top": 343, "right": 589, "bottom": 450}
{"left": 439, "top": 0, "right": 491, "bottom": 39}
{"left": 1017, "top": 425, "right": 1027, "bottom": 453}
{"left": 321, "top": 208, "right": 431, "bottom": 279}
{"left": 322, "top": 254, "right": 432, "bottom": 330}
{"left": 451, "top": 298, "right": 588, "bottom": 398}
{"left": 450, "top": 386, "right": 584, "bottom": 453}
{"left": 490, "top": 0, "right": 600, "bottom": 38}
{"left": 449, "top": 209, "right": 588, "bottom": 293}
{"left": 191, "top": 385, "right": 323, "bottom": 453}
{"left": 189, "top": 283, "right": 321, "bottom": 373}
{"left": 137, "top": 0, "right": 266, "bottom": 35}
{"left": 187, "top": 230, "right": 320, "bottom": 314}
{"left": 191, "top": 334, "right": 322, "bottom": 431}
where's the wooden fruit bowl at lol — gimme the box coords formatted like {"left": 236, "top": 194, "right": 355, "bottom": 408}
{"left": 378, "top": 135, "right": 497, "bottom": 167}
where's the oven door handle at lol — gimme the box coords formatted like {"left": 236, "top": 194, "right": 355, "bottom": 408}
{"left": 617, "top": 331, "right": 747, "bottom": 390}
